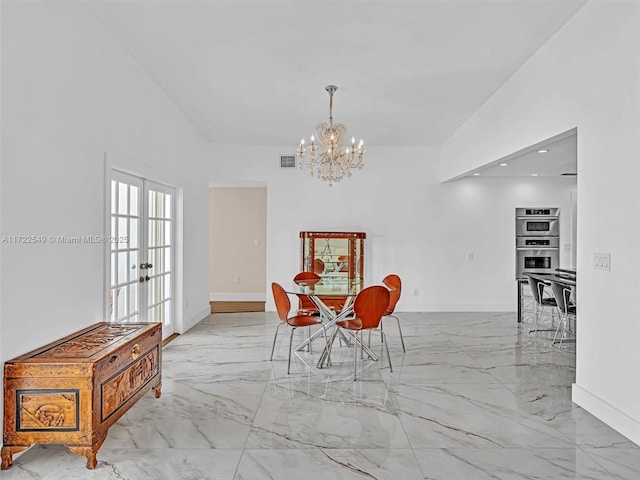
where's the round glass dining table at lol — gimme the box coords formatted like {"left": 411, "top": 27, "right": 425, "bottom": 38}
{"left": 285, "top": 278, "right": 374, "bottom": 368}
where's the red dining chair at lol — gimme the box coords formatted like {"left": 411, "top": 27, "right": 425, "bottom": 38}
{"left": 337, "top": 255, "right": 349, "bottom": 272}
{"left": 381, "top": 274, "right": 405, "bottom": 352}
{"left": 313, "top": 258, "right": 325, "bottom": 274}
{"left": 335, "top": 285, "right": 391, "bottom": 381}
{"left": 293, "top": 271, "right": 321, "bottom": 316}
{"left": 270, "top": 282, "right": 326, "bottom": 374}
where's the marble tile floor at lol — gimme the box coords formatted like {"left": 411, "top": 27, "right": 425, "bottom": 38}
{"left": 3, "top": 312, "right": 640, "bottom": 479}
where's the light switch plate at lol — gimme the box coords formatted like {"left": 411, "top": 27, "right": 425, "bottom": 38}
{"left": 593, "top": 252, "right": 611, "bottom": 271}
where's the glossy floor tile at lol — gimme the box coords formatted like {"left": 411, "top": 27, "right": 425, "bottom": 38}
{"left": 3, "top": 312, "right": 639, "bottom": 479}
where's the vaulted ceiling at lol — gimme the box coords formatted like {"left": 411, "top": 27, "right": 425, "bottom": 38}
{"left": 88, "top": 0, "right": 586, "bottom": 153}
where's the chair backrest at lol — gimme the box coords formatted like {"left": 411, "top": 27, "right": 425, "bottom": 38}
{"left": 293, "top": 271, "right": 321, "bottom": 283}
{"left": 550, "top": 281, "right": 572, "bottom": 314}
{"left": 293, "top": 272, "right": 320, "bottom": 310}
{"left": 271, "top": 282, "right": 291, "bottom": 322}
{"left": 526, "top": 275, "right": 545, "bottom": 304}
{"left": 382, "top": 274, "right": 402, "bottom": 315}
{"left": 337, "top": 255, "right": 349, "bottom": 272}
{"left": 353, "top": 285, "right": 391, "bottom": 329}
{"left": 313, "top": 258, "right": 325, "bottom": 274}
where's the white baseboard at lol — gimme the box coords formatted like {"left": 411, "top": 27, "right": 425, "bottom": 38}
{"left": 396, "top": 304, "right": 514, "bottom": 312}
{"left": 572, "top": 383, "right": 640, "bottom": 446}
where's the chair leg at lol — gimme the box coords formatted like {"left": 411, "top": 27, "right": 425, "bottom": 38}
{"left": 353, "top": 331, "right": 359, "bottom": 381}
{"left": 270, "top": 323, "right": 282, "bottom": 360}
{"left": 553, "top": 314, "right": 576, "bottom": 346}
{"left": 381, "top": 330, "right": 393, "bottom": 373}
{"left": 287, "top": 327, "right": 297, "bottom": 374}
{"left": 308, "top": 326, "right": 312, "bottom": 354}
{"left": 321, "top": 325, "right": 330, "bottom": 366}
{"left": 390, "top": 314, "right": 405, "bottom": 353}
{"left": 529, "top": 303, "right": 540, "bottom": 334}
{"left": 552, "top": 313, "right": 564, "bottom": 344}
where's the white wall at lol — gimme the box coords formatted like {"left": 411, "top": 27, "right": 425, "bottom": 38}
{"left": 442, "top": 1, "right": 640, "bottom": 444}
{"left": 0, "top": 1, "right": 211, "bottom": 430}
{"left": 210, "top": 143, "right": 575, "bottom": 311}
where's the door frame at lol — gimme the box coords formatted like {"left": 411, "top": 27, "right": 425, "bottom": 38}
{"left": 103, "top": 153, "right": 185, "bottom": 336}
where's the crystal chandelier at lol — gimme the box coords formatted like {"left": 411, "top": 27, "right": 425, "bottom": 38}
{"left": 296, "top": 85, "right": 365, "bottom": 186}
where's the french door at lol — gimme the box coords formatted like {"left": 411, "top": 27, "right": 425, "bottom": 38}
{"left": 109, "top": 170, "right": 175, "bottom": 338}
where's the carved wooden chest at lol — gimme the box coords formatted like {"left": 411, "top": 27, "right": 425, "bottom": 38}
{"left": 2, "top": 322, "right": 162, "bottom": 469}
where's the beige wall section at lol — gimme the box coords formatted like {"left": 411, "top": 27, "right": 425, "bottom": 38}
{"left": 209, "top": 187, "right": 267, "bottom": 310}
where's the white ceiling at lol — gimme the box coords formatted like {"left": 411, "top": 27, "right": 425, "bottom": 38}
{"left": 88, "top": 0, "right": 585, "bottom": 169}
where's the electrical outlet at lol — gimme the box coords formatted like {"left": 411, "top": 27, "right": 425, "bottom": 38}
{"left": 413, "top": 289, "right": 419, "bottom": 296}
{"left": 593, "top": 253, "right": 611, "bottom": 271}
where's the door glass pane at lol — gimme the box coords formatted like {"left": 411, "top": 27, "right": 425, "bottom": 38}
{"left": 118, "top": 183, "right": 128, "bottom": 215}
{"left": 130, "top": 185, "right": 139, "bottom": 215}
{"left": 117, "top": 252, "right": 127, "bottom": 284}
{"left": 117, "top": 287, "right": 127, "bottom": 320}
{"left": 151, "top": 248, "right": 161, "bottom": 274}
{"left": 157, "top": 192, "right": 165, "bottom": 219}
{"left": 110, "top": 287, "right": 118, "bottom": 321}
{"left": 164, "top": 274, "right": 171, "bottom": 301}
{"left": 129, "top": 218, "right": 138, "bottom": 248}
{"left": 159, "top": 220, "right": 165, "bottom": 246}
{"left": 128, "top": 284, "right": 138, "bottom": 315}
{"left": 111, "top": 252, "right": 117, "bottom": 287}
{"left": 164, "top": 220, "right": 171, "bottom": 246}
{"left": 165, "top": 247, "right": 171, "bottom": 273}
{"left": 148, "top": 276, "right": 156, "bottom": 306}
{"left": 111, "top": 181, "right": 117, "bottom": 214}
{"left": 148, "top": 191, "right": 156, "bottom": 218}
{"left": 118, "top": 218, "right": 128, "bottom": 246}
{"left": 164, "top": 195, "right": 171, "bottom": 220}
{"left": 148, "top": 220, "right": 156, "bottom": 247}
{"left": 111, "top": 217, "right": 117, "bottom": 251}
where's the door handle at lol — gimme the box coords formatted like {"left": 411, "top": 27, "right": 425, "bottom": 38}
{"left": 140, "top": 263, "right": 154, "bottom": 269}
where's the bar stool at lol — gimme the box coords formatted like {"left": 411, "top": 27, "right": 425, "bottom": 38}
{"left": 526, "top": 274, "right": 557, "bottom": 335}
{"left": 550, "top": 281, "right": 577, "bottom": 347}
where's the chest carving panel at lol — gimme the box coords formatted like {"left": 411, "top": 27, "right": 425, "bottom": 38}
{"left": 17, "top": 390, "right": 79, "bottom": 431}
{"left": 101, "top": 346, "right": 159, "bottom": 421}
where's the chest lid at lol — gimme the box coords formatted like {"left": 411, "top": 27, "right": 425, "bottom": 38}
{"left": 5, "top": 322, "right": 159, "bottom": 367}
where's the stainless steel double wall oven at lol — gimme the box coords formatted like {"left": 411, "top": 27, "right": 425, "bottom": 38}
{"left": 515, "top": 207, "right": 560, "bottom": 279}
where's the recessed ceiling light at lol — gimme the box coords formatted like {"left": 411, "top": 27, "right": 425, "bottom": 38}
{"left": 499, "top": 163, "right": 508, "bottom": 166}
{"left": 537, "top": 149, "right": 550, "bottom": 153}
{"left": 472, "top": 173, "right": 480, "bottom": 176}
{"left": 531, "top": 173, "right": 539, "bottom": 176}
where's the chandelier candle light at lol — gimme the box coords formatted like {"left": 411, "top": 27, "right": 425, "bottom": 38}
{"left": 296, "top": 85, "right": 365, "bottom": 186}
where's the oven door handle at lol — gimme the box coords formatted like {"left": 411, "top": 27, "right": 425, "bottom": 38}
{"left": 516, "top": 247, "right": 559, "bottom": 251}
